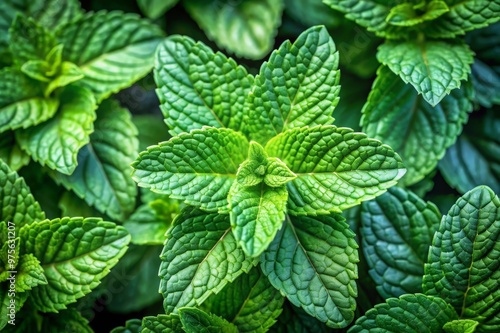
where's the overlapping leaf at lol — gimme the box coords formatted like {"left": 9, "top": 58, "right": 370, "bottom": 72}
{"left": 285, "top": 0, "right": 343, "bottom": 28}
{"left": 15, "top": 253, "right": 47, "bottom": 292}
{"left": 142, "top": 314, "right": 183, "bottom": 333}
{"left": 270, "top": 301, "right": 332, "bottom": 333}
{"left": 0, "top": 132, "right": 29, "bottom": 171}
{"left": 443, "top": 319, "right": 480, "bottom": 333}
{"left": 179, "top": 308, "right": 238, "bottom": 333}
{"left": 265, "top": 125, "right": 406, "bottom": 215}
{"left": 261, "top": 214, "right": 358, "bottom": 328}
{"left": 154, "top": 36, "right": 254, "bottom": 135}
{"left": 138, "top": 0, "right": 178, "bottom": 19}
{"left": 40, "top": 309, "right": 94, "bottom": 333}
{"left": 245, "top": 25, "right": 339, "bottom": 144}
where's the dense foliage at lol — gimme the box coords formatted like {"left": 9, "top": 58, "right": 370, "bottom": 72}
{"left": 0, "top": 0, "right": 499, "bottom": 332}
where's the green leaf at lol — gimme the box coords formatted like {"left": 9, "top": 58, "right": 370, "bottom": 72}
{"left": 179, "top": 307, "right": 238, "bottom": 333}
{"left": 132, "top": 127, "right": 248, "bottom": 212}
{"left": 0, "top": 159, "right": 45, "bottom": 229}
{"left": 20, "top": 217, "right": 131, "bottom": 312}
{"left": 138, "top": 0, "right": 179, "bottom": 19}
{"left": 386, "top": 1, "right": 449, "bottom": 27}
{"left": 261, "top": 214, "right": 358, "bottom": 328}
{"left": 426, "top": 0, "right": 500, "bottom": 38}
{"left": 269, "top": 301, "right": 332, "bottom": 333}
{"left": 58, "top": 191, "right": 106, "bottom": 219}
{"left": 0, "top": 131, "right": 30, "bottom": 171}
{"left": 159, "top": 207, "right": 257, "bottom": 313}
{"left": 245, "top": 25, "right": 339, "bottom": 144}
{"left": 204, "top": 266, "right": 284, "bottom": 333}
{"left": 423, "top": 186, "right": 500, "bottom": 330}
{"left": 16, "top": 85, "right": 97, "bottom": 175}
{"left": 142, "top": 314, "right": 183, "bottom": 333}
{"left": 0, "top": 68, "right": 59, "bottom": 133}
{"left": 361, "top": 66, "right": 473, "bottom": 186}
{"left": 265, "top": 125, "right": 406, "bottom": 215}
{"left": 348, "top": 294, "right": 459, "bottom": 332}
{"left": 110, "top": 319, "right": 142, "bottom": 333}
{"left": 377, "top": 40, "right": 474, "bottom": 106}
{"left": 444, "top": 319, "right": 480, "bottom": 333}
{"left": 229, "top": 182, "right": 287, "bottom": 257}
{"left": 360, "top": 186, "right": 441, "bottom": 298}
{"left": 184, "top": 0, "right": 284, "bottom": 60}
{"left": 132, "top": 114, "right": 170, "bottom": 152}
{"left": 285, "top": 0, "right": 343, "bottom": 28}
{"left": 41, "top": 308, "right": 94, "bottom": 333}
{"left": 44, "top": 61, "right": 84, "bottom": 97}
{"left": 0, "top": 286, "right": 28, "bottom": 330}
{"left": 124, "top": 202, "right": 176, "bottom": 245}
{"left": 15, "top": 253, "right": 47, "bottom": 292}
{"left": 154, "top": 35, "right": 254, "bottom": 135}
{"left": 50, "top": 98, "right": 138, "bottom": 220}
{"left": 264, "top": 158, "right": 296, "bottom": 187}
{"left": 56, "top": 10, "right": 164, "bottom": 102}
{"left": 439, "top": 108, "right": 500, "bottom": 194}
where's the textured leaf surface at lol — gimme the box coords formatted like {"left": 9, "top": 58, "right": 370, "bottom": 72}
{"left": 16, "top": 85, "right": 96, "bottom": 175}
{"left": 360, "top": 186, "right": 441, "bottom": 298}
{"left": 229, "top": 182, "right": 287, "bottom": 257}
{"left": 159, "top": 207, "right": 257, "bottom": 313}
{"left": 245, "top": 25, "right": 339, "bottom": 144}
{"left": 204, "top": 267, "right": 284, "bottom": 333}
{"left": 444, "top": 319, "right": 480, "bottom": 333}
{"left": 377, "top": 40, "right": 474, "bottom": 106}
{"left": 348, "top": 294, "right": 458, "bottom": 333}
{"left": 0, "top": 132, "right": 29, "bottom": 171}
{"left": 439, "top": 108, "right": 500, "bottom": 194}
{"left": 184, "top": 0, "right": 283, "bottom": 60}
{"left": 265, "top": 125, "right": 406, "bottom": 215}
{"left": 51, "top": 99, "right": 138, "bottom": 220}
{"left": 0, "top": 68, "right": 59, "bottom": 133}
{"left": 56, "top": 10, "right": 164, "bottom": 101}
{"left": 261, "top": 214, "right": 358, "bottom": 328}
{"left": 15, "top": 253, "right": 47, "bottom": 292}
{"left": 21, "top": 217, "right": 130, "bottom": 312}
{"left": 423, "top": 186, "right": 500, "bottom": 330}
{"left": 179, "top": 308, "right": 238, "bottom": 333}
{"left": 138, "top": 0, "right": 178, "bottom": 19}
{"left": 154, "top": 36, "right": 254, "bottom": 135}
{"left": 269, "top": 301, "right": 331, "bottom": 333}
{"left": 386, "top": 1, "right": 449, "bottom": 27}
{"left": 132, "top": 127, "right": 248, "bottom": 212}
{"left": 142, "top": 314, "right": 183, "bottom": 333}
{"left": 362, "top": 66, "right": 473, "bottom": 186}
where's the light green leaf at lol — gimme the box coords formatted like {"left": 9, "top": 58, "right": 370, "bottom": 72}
{"left": 245, "top": 25, "right": 339, "bottom": 144}
{"left": 184, "top": 0, "right": 284, "bottom": 60}
{"left": 204, "top": 266, "right": 284, "bottom": 333}
{"left": 20, "top": 216, "right": 131, "bottom": 312}
{"left": 15, "top": 253, "right": 47, "bottom": 292}
{"left": 142, "top": 314, "right": 183, "bottom": 333}
{"left": 179, "top": 307, "right": 238, "bottom": 333}
{"left": 439, "top": 108, "right": 500, "bottom": 194}
{"left": 154, "top": 35, "right": 254, "bottom": 135}
{"left": 386, "top": 1, "right": 449, "bottom": 27}
{"left": 0, "top": 285, "right": 28, "bottom": 331}
{"left": 264, "top": 158, "right": 296, "bottom": 187}
{"left": 361, "top": 66, "right": 473, "bottom": 186}
{"left": 132, "top": 127, "right": 248, "bottom": 212}
{"left": 236, "top": 142, "right": 268, "bottom": 187}
{"left": 16, "top": 85, "right": 96, "bottom": 175}
{"left": 110, "top": 319, "right": 142, "bottom": 333}
{"left": 229, "top": 182, "right": 287, "bottom": 257}
{"left": 261, "top": 214, "right": 358, "bottom": 328}
{"left": 423, "top": 186, "right": 500, "bottom": 330}
{"left": 50, "top": 99, "right": 138, "bottom": 220}
{"left": 377, "top": 40, "right": 474, "bottom": 106}
{"left": 56, "top": 10, "right": 164, "bottom": 102}
{"left": 159, "top": 207, "right": 257, "bottom": 313}
{"left": 425, "top": 0, "right": 500, "bottom": 38}
{"left": 0, "top": 68, "right": 59, "bottom": 133}
{"left": 265, "top": 125, "right": 406, "bottom": 215}
{"left": 444, "top": 319, "right": 480, "bottom": 333}
{"left": 0, "top": 131, "right": 30, "bottom": 171}
{"left": 40, "top": 308, "right": 94, "bottom": 333}
{"left": 0, "top": 159, "right": 45, "bottom": 229}
{"left": 138, "top": 0, "right": 179, "bottom": 19}
{"left": 285, "top": 0, "right": 343, "bottom": 28}
{"left": 348, "top": 294, "right": 458, "bottom": 332}
{"left": 44, "top": 61, "right": 84, "bottom": 97}
{"left": 360, "top": 186, "right": 441, "bottom": 298}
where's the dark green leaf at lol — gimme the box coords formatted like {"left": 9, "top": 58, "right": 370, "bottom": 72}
{"left": 269, "top": 300, "right": 331, "bottom": 333}
{"left": 179, "top": 307, "right": 238, "bottom": 333}
{"left": 110, "top": 319, "right": 142, "bottom": 333}
{"left": 138, "top": 0, "right": 179, "bottom": 19}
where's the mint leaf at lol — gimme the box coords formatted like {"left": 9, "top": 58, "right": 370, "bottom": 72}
{"left": 270, "top": 301, "right": 332, "bottom": 333}
{"left": 261, "top": 214, "right": 358, "bottom": 328}
{"left": 184, "top": 0, "right": 284, "bottom": 60}
{"left": 444, "top": 319, "right": 480, "bottom": 333}
{"left": 15, "top": 253, "right": 47, "bottom": 292}
{"left": 229, "top": 182, "right": 287, "bottom": 257}
{"left": 179, "top": 308, "right": 238, "bottom": 333}
{"left": 386, "top": 1, "right": 449, "bottom": 27}
{"left": 0, "top": 68, "right": 59, "bottom": 133}
{"left": 154, "top": 36, "right": 253, "bottom": 135}
{"left": 159, "top": 207, "right": 257, "bottom": 313}
{"left": 16, "top": 85, "right": 96, "bottom": 175}
{"left": 439, "top": 108, "right": 500, "bottom": 194}
{"left": 44, "top": 61, "right": 84, "bottom": 97}
{"left": 56, "top": 11, "right": 164, "bottom": 102}
{"left": 265, "top": 125, "right": 406, "bottom": 215}
{"left": 40, "top": 308, "right": 93, "bottom": 333}
{"left": 0, "top": 287, "right": 28, "bottom": 330}
{"left": 142, "top": 314, "right": 183, "bottom": 333}
{"left": 51, "top": 99, "right": 138, "bottom": 220}
{"left": 58, "top": 191, "right": 106, "bottom": 219}
{"left": 110, "top": 319, "right": 142, "bottom": 333}
{"left": 264, "top": 158, "right": 296, "bottom": 187}
{"left": 245, "top": 25, "right": 339, "bottom": 144}
{"left": 285, "top": 0, "right": 343, "bottom": 28}
{"left": 133, "top": 114, "right": 170, "bottom": 152}
{"left": 0, "top": 131, "right": 30, "bottom": 171}
{"left": 377, "top": 40, "right": 474, "bottom": 106}
{"left": 204, "top": 266, "right": 284, "bottom": 333}
{"left": 132, "top": 127, "right": 248, "bottom": 212}
{"left": 21, "top": 217, "right": 131, "bottom": 312}
{"left": 423, "top": 186, "right": 500, "bottom": 330}
{"left": 361, "top": 66, "right": 473, "bottom": 186}
{"left": 348, "top": 294, "right": 458, "bottom": 332}
{"left": 360, "top": 186, "right": 441, "bottom": 298}
{"left": 138, "top": 0, "right": 179, "bottom": 19}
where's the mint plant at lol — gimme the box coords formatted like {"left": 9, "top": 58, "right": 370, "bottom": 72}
{"left": 131, "top": 25, "right": 406, "bottom": 329}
